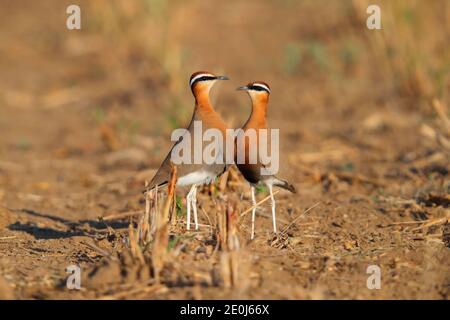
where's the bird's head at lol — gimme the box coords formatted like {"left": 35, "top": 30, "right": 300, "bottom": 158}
{"left": 189, "top": 71, "right": 229, "bottom": 96}
{"left": 237, "top": 81, "right": 271, "bottom": 103}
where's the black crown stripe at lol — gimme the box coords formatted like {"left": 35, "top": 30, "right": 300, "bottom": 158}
{"left": 190, "top": 76, "right": 217, "bottom": 86}
{"left": 249, "top": 85, "right": 270, "bottom": 93}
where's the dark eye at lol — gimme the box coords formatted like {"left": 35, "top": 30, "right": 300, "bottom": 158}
{"left": 192, "top": 76, "right": 216, "bottom": 86}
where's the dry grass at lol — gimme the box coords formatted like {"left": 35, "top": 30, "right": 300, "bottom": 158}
{"left": 151, "top": 165, "right": 177, "bottom": 282}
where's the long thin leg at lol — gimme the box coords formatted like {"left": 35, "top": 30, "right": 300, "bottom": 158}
{"left": 251, "top": 186, "right": 256, "bottom": 239}
{"left": 186, "top": 184, "right": 196, "bottom": 230}
{"left": 186, "top": 193, "right": 191, "bottom": 230}
{"left": 268, "top": 184, "right": 277, "bottom": 234}
{"left": 192, "top": 184, "right": 199, "bottom": 230}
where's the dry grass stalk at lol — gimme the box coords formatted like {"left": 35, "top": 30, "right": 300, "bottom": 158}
{"left": 227, "top": 202, "right": 240, "bottom": 251}
{"left": 218, "top": 202, "right": 240, "bottom": 288}
{"left": 128, "top": 222, "right": 145, "bottom": 264}
{"left": 151, "top": 184, "right": 158, "bottom": 234}
{"left": 0, "top": 236, "right": 17, "bottom": 241}
{"left": 137, "top": 181, "right": 152, "bottom": 246}
{"left": 220, "top": 252, "right": 232, "bottom": 288}
{"left": 217, "top": 203, "right": 227, "bottom": 251}
{"left": 218, "top": 169, "right": 229, "bottom": 192}
{"left": 427, "top": 98, "right": 450, "bottom": 152}
{"left": 152, "top": 164, "right": 177, "bottom": 283}
{"left": 410, "top": 217, "right": 449, "bottom": 232}
{"left": 432, "top": 99, "right": 450, "bottom": 136}
{"left": 170, "top": 187, "right": 177, "bottom": 225}
{"left": 410, "top": 152, "right": 447, "bottom": 168}
{"left": 420, "top": 124, "right": 450, "bottom": 150}
{"left": 200, "top": 207, "right": 214, "bottom": 236}
{"left": 227, "top": 166, "right": 241, "bottom": 185}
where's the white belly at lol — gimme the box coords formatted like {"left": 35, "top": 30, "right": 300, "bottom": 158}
{"left": 177, "top": 170, "right": 217, "bottom": 186}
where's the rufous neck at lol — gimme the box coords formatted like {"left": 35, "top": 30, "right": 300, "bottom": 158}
{"left": 250, "top": 95, "right": 269, "bottom": 126}
{"left": 194, "top": 90, "right": 213, "bottom": 111}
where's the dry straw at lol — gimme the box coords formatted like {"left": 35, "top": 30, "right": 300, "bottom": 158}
{"left": 218, "top": 202, "right": 241, "bottom": 288}
{"left": 152, "top": 164, "right": 177, "bottom": 282}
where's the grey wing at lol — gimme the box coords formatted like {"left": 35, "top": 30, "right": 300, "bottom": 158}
{"left": 144, "top": 133, "right": 203, "bottom": 192}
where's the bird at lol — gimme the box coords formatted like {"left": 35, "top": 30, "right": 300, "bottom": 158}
{"left": 235, "top": 81, "right": 296, "bottom": 239}
{"left": 144, "top": 71, "right": 230, "bottom": 230}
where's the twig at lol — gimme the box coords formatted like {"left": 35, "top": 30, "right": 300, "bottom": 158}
{"left": 410, "top": 217, "right": 448, "bottom": 232}
{"left": 388, "top": 220, "right": 430, "bottom": 226}
{"left": 280, "top": 202, "right": 321, "bottom": 235}
{"left": 240, "top": 191, "right": 279, "bottom": 217}
{"left": 0, "top": 236, "right": 17, "bottom": 240}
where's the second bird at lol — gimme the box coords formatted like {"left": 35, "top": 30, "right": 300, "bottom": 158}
{"left": 236, "top": 81, "right": 296, "bottom": 239}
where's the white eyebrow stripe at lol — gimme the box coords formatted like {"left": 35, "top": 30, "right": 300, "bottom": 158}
{"left": 253, "top": 83, "right": 270, "bottom": 93}
{"left": 189, "top": 73, "right": 214, "bottom": 87}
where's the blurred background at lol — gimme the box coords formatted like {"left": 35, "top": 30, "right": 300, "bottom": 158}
{"left": 1, "top": 0, "right": 448, "bottom": 173}
{"left": 0, "top": 0, "right": 449, "bottom": 299}
{"left": 1, "top": 0, "right": 449, "bottom": 204}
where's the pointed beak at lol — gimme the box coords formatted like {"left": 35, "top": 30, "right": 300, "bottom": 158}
{"left": 236, "top": 85, "right": 249, "bottom": 91}
{"left": 216, "top": 75, "right": 229, "bottom": 81}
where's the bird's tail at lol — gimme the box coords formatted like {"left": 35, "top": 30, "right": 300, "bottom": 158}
{"left": 272, "top": 177, "right": 296, "bottom": 193}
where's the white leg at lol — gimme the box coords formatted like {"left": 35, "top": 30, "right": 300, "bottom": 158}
{"left": 186, "top": 194, "right": 191, "bottom": 230}
{"left": 251, "top": 186, "right": 256, "bottom": 240}
{"left": 192, "top": 184, "right": 199, "bottom": 230}
{"left": 186, "top": 185, "right": 196, "bottom": 230}
{"left": 268, "top": 184, "right": 277, "bottom": 234}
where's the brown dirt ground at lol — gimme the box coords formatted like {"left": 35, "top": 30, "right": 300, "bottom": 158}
{"left": 0, "top": 0, "right": 449, "bottom": 299}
